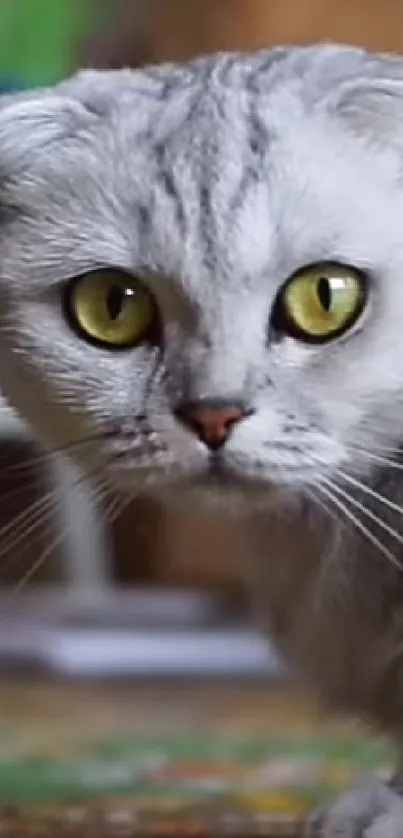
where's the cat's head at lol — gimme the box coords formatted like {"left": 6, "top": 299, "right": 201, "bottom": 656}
{"left": 0, "top": 44, "right": 402, "bottom": 511}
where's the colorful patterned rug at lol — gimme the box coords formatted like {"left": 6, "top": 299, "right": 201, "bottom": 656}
{"left": 0, "top": 680, "right": 394, "bottom": 836}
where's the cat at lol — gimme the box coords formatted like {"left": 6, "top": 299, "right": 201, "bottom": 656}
{"left": 1, "top": 42, "right": 403, "bottom": 836}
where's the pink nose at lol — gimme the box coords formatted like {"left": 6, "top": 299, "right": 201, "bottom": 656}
{"left": 175, "top": 398, "right": 250, "bottom": 450}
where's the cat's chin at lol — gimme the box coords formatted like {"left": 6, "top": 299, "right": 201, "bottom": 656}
{"left": 164, "top": 481, "right": 278, "bottom": 515}
{"left": 155, "top": 463, "right": 283, "bottom": 516}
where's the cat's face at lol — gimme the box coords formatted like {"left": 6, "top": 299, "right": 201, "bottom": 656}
{"left": 0, "top": 45, "right": 403, "bottom": 511}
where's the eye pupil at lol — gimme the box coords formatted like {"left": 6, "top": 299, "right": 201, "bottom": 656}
{"left": 317, "top": 276, "right": 332, "bottom": 312}
{"left": 274, "top": 262, "right": 367, "bottom": 344}
{"left": 106, "top": 285, "right": 125, "bottom": 321}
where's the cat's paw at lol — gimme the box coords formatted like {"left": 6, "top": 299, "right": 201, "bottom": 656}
{"left": 303, "top": 780, "right": 403, "bottom": 838}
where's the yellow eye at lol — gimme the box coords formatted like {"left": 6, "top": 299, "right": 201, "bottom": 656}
{"left": 65, "top": 270, "right": 159, "bottom": 348}
{"left": 279, "top": 263, "right": 366, "bottom": 342}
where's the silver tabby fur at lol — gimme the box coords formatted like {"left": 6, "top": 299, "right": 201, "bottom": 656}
{"left": 2, "top": 43, "right": 403, "bottom": 835}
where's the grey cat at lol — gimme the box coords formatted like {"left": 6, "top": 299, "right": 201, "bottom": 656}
{"left": 1, "top": 42, "right": 403, "bottom": 836}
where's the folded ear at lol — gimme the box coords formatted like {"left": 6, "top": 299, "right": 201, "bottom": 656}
{"left": 0, "top": 89, "right": 97, "bottom": 178}
{"left": 57, "top": 66, "right": 172, "bottom": 115}
{"left": 326, "top": 50, "right": 403, "bottom": 146}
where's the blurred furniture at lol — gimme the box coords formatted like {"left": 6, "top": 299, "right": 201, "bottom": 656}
{"left": 80, "top": 0, "right": 403, "bottom": 68}
{"left": 0, "top": 588, "right": 283, "bottom": 678}
{"left": 0, "top": 397, "right": 111, "bottom": 593}
{"left": 0, "top": 401, "right": 282, "bottom": 680}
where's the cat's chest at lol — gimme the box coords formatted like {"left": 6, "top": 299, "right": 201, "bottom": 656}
{"left": 245, "top": 510, "right": 403, "bottom": 733}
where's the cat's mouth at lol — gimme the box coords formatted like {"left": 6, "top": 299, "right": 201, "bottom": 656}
{"left": 162, "top": 451, "right": 282, "bottom": 513}
{"left": 192, "top": 452, "right": 266, "bottom": 492}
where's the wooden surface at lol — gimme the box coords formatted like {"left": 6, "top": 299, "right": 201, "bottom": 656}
{"left": 0, "top": 679, "right": 319, "bottom": 742}
{"left": 0, "top": 808, "right": 303, "bottom": 838}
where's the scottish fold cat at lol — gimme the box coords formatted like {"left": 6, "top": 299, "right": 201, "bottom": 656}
{"left": 1, "top": 43, "right": 403, "bottom": 835}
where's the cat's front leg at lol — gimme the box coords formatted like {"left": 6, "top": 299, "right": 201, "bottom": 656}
{"left": 304, "top": 779, "right": 403, "bottom": 838}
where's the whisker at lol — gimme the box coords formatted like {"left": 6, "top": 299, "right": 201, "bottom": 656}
{"left": 0, "top": 433, "right": 107, "bottom": 477}
{"left": 5, "top": 468, "right": 113, "bottom": 601}
{"left": 0, "top": 510, "right": 56, "bottom": 581}
{"left": 103, "top": 493, "right": 128, "bottom": 525}
{"left": 0, "top": 477, "right": 45, "bottom": 503}
{"left": 0, "top": 505, "right": 55, "bottom": 577}
{"left": 0, "top": 464, "right": 109, "bottom": 582}
{"left": 304, "top": 485, "right": 352, "bottom": 604}
{"left": 0, "top": 492, "right": 54, "bottom": 551}
{"left": 305, "top": 484, "right": 341, "bottom": 528}
{"left": 84, "top": 475, "right": 123, "bottom": 526}
{"left": 371, "top": 443, "right": 403, "bottom": 454}
{"left": 87, "top": 470, "right": 120, "bottom": 510}
{"left": 321, "top": 475, "right": 403, "bottom": 550}
{"left": 316, "top": 481, "right": 403, "bottom": 573}
{"left": 352, "top": 448, "right": 403, "bottom": 472}
{"left": 10, "top": 528, "right": 66, "bottom": 599}
{"left": 334, "top": 468, "right": 403, "bottom": 518}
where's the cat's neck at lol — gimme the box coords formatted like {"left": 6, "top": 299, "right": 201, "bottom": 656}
{"left": 246, "top": 487, "right": 403, "bottom": 739}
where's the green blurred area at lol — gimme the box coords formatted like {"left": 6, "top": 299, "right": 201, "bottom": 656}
{"left": 0, "top": 0, "right": 97, "bottom": 86}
